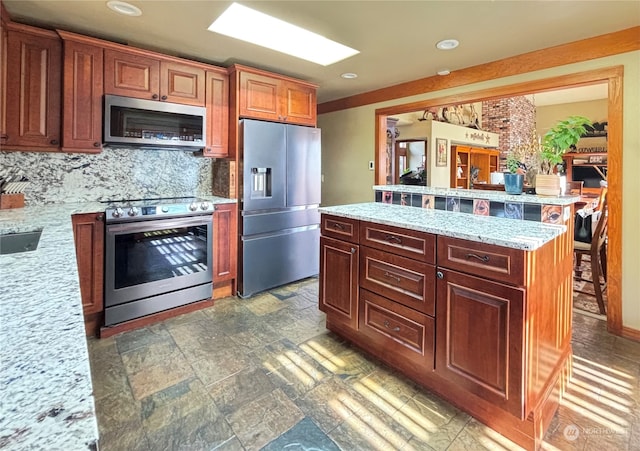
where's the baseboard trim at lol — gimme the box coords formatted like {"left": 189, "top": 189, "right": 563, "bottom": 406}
{"left": 621, "top": 326, "right": 640, "bottom": 342}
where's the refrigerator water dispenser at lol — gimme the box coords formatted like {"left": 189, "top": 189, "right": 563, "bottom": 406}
{"left": 250, "top": 167, "right": 272, "bottom": 199}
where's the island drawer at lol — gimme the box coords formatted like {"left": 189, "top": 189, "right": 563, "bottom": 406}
{"left": 360, "top": 221, "right": 436, "bottom": 263}
{"left": 437, "top": 236, "right": 525, "bottom": 286}
{"left": 321, "top": 215, "right": 359, "bottom": 243}
{"left": 359, "top": 289, "right": 434, "bottom": 371}
{"left": 360, "top": 246, "right": 435, "bottom": 316}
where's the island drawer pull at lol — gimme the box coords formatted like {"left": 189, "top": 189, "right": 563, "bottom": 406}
{"left": 383, "top": 271, "right": 401, "bottom": 282}
{"left": 385, "top": 234, "right": 402, "bottom": 244}
{"left": 384, "top": 320, "right": 401, "bottom": 332}
{"left": 466, "top": 253, "right": 490, "bottom": 263}
{"left": 333, "top": 222, "right": 345, "bottom": 230}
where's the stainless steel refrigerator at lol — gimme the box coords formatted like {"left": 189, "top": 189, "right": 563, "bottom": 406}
{"left": 238, "top": 119, "right": 321, "bottom": 297}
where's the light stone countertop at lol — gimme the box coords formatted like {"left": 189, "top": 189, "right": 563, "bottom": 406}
{"left": 319, "top": 202, "right": 567, "bottom": 251}
{"left": 373, "top": 185, "right": 580, "bottom": 205}
{"left": 0, "top": 196, "right": 235, "bottom": 450}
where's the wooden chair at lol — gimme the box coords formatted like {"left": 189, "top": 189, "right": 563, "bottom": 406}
{"left": 574, "top": 196, "right": 608, "bottom": 314}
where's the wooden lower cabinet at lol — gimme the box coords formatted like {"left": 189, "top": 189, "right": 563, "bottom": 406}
{"left": 320, "top": 213, "right": 573, "bottom": 450}
{"left": 359, "top": 288, "right": 434, "bottom": 372}
{"left": 319, "top": 236, "right": 359, "bottom": 329}
{"left": 71, "top": 212, "right": 105, "bottom": 337}
{"left": 212, "top": 203, "right": 237, "bottom": 285}
{"left": 435, "top": 268, "right": 525, "bottom": 419}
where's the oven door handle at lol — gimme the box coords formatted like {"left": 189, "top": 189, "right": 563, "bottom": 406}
{"left": 106, "top": 215, "right": 212, "bottom": 234}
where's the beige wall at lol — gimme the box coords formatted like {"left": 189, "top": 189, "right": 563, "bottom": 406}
{"left": 318, "top": 51, "right": 640, "bottom": 331}
{"left": 536, "top": 99, "right": 608, "bottom": 135}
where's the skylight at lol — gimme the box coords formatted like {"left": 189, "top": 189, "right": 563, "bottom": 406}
{"left": 208, "top": 3, "right": 359, "bottom": 66}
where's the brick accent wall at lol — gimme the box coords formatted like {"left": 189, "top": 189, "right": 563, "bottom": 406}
{"left": 482, "top": 97, "right": 535, "bottom": 170}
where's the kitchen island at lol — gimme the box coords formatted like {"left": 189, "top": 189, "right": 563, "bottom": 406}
{"left": 318, "top": 201, "right": 575, "bottom": 450}
{"left": 0, "top": 196, "right": 235, "bottom": 450}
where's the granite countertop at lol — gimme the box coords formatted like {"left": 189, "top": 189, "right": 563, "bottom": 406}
{"left": 0, "top": 196, "right": 235, "bottom": 450}
{"left": 373, "top": 184, "right": 579, "bottom": 206}
{"left": 319, "top": 202, "right": 567, "bottom": 251}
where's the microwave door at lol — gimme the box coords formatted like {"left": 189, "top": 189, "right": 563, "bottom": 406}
{"left": 241, "top": 120, "right": 287, "bottom": 212}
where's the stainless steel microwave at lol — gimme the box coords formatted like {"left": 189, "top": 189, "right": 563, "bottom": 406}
{"left": 103, "top": 95, "right": 207, "bottom": 150}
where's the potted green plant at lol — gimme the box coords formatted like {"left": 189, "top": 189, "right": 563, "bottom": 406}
{"left": 536, "top": 115, "right": 592, "bottom": 196}
{"left": 503, "top": 154, "right": 525, "bottom": 194}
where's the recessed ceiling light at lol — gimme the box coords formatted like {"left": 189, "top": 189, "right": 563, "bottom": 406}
{"left": 208, "top": 3, "right": 359, "bottom": 66}
{"left": 106, "top": 1, "right": 142, "bottom": 16}
{"left": 437, "top": 69, "right": 451, "bottom": 76}
{"left": 341, "top": 73, "right": 358, "bottom": 79}
{"left": 436, "top": 39, "right": 459, "bottom": 50}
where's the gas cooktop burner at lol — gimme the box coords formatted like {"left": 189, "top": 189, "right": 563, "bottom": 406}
{"left": 103, "top": 196, "right": 213, "bottom": 222}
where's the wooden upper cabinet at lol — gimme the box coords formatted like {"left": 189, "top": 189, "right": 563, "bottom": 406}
{"left": 104, "top": 49, "right": 205, "bottom": 105}
{"left": 237, "top": 67, "right": 317, "bottom": 126}
{"left": 160, "top": 60, "right": 205, "bottom": 105}
{"left": 59, "top": 32, "right": 104, "bottom": 153}
{"left": 104, "top": 49, "right": 160, "bottom": 99}
{"left": 281, "top": 80, "right": 316, "bottom": 125}
{"left": 3, "top": 23, "right": 61, "bottom": 150}
{"left": 204, "top": 69, "right": 230, "bottom": 158}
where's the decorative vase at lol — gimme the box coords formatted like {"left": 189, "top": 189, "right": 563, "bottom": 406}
{"left": 535, "top": 174, "right": 562, "bottom": 197}
{"left": 503, "top": 172, "right": 524, "bottom": 195}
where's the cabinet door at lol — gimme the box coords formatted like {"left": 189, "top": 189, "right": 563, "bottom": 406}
{"left": 238, "top": 71, "right": 280, "bottom": 121}
{"left": 4, "top": 28, "right": 61, "bottom": 149}
{"left": 281, "top": 80, "right": 316, "bottom": 126}
{"left": 104, "top": 49, "right": 160, "bottom": 99}
{"left": 160, "top": 60, "right": 205, "bottom": 105}
{"left": 0, "top": 19, "right": 7, "bottom": 145}
{"left": 72, "top": 212, "right": 105, "bottom": 316}
{"left": 204, "top": 70, "right": 229, "bottom": 157}
{"left": 61, "top": 39, "right": 103, "bottom": 152}
{"left": 319, "top": 236, "right": 359, "bottom": 330}
{"left": 436, "top": 268, "right": 525, "bottom": 419}
{"left": 213, "top": 203, "right": 237, "bottom": 283}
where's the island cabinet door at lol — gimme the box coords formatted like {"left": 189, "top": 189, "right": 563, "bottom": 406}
{"left": 435, "top": 268, "right": 526, "bottom": 420}
{"left": 319, "top": 236, "right": 359, "bottom": 330}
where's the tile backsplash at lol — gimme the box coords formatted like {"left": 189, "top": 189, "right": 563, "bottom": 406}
{"left": 0, "top": 147, "right": 213, "bottom": 205}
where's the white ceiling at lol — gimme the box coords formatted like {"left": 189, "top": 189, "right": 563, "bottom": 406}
{"left": 3, "top": 1, "right": 638, "bottom": 105}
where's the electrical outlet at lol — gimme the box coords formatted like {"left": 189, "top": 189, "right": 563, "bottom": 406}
{"left": 368, "top": 161, "right": 374, "bottom": 170}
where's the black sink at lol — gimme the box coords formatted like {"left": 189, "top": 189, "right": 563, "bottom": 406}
{"left": 0, "top": 229, "right": 43, "bottom": 255}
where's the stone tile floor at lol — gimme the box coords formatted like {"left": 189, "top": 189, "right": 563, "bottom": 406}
{"left": 88, "top": 277, "right": 640, "bottom": 450}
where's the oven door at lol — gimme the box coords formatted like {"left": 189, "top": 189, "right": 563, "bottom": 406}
{"left": 105, "top": 215, "right": 213, "bottom": 308}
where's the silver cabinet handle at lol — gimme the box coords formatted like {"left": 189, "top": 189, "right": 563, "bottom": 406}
{"left": 350, "top": 247, "right": 356, "bottom": 254}
{"left": 437, "top": 271, "right": 444, "bottom": 279}
{"left": 333, "top": 223, "right": 345, "bottom": 230}
{"left": 384, "top": 320, "right": 401, "bottom": 332}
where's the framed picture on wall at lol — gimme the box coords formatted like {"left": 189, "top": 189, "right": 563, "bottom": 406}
{"left": 436, "top": 138, "right": 448, "bottom": 167}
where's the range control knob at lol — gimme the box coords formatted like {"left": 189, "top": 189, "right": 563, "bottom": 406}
{"left": 189, "top": 202, "right": 198, "bottom": 211}
{"left": 112, "top": 207, "right": 123, "bottom": 218}
{"left": 128, "top": 207, "right": 139, "bottom": 217}
{"left": 200, "top": 201, "right": 210, "bottom": 210}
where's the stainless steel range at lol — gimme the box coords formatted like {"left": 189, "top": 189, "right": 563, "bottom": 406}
{"left": 103, "top": 197, "right": 213, "bottom": 326}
